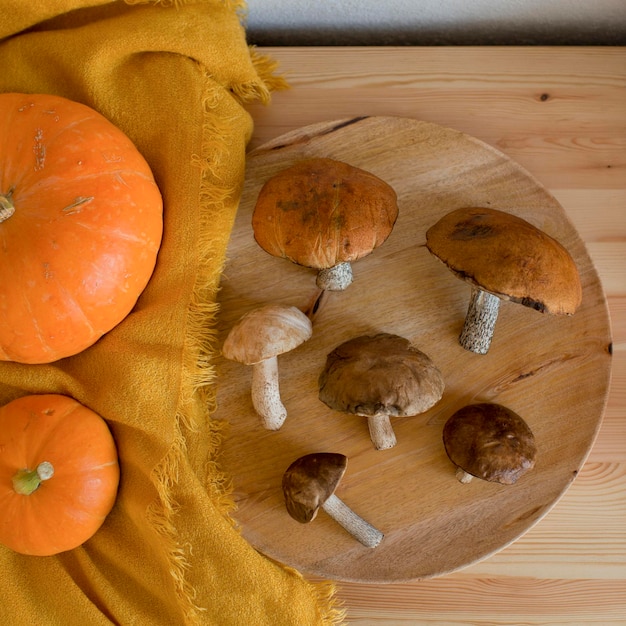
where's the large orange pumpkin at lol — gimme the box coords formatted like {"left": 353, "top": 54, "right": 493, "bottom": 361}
{"left": 0, "top": 93, "right": 163, "bottom": 363}
{"left": 0, "top": 394, "right": 120, "bottom": 556}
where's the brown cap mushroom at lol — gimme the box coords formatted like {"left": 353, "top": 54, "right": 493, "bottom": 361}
{"left": 425, "top": 207, "right": 582, "bottom": 354}
{"left": 318, "top": 333, "right": 445, "bottom": 450}
{"left": 442, "top": 403, "right": 537, "bottom": 485}
{"left": 222, "top": 303, "right": 312, "bottom": 430}
{"left": 282, "top": 452, "right": 384, "bottom": 548}
{"left": 252, "top": 157, "right": 399, "bottom": 291}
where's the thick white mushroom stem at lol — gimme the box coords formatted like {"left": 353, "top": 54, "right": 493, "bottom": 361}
{"left": 366, "top": 414, "right": 397, "bottom": 450}
{"left": 322, "top": 493, "right": 384, "bottom": 548}
{"left": 459, "top": 287, "right": 501, "bottom": 354}
{"left": 251, "top": 357, "right": 287, "bottom": 430}
{"left": 316, "top": 262, "right": 353, "bottom": 291}
{"left": 455, "top": 467, "right": 474, "bottom": 484}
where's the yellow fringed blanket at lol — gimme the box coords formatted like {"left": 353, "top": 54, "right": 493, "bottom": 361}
{"left": 0, "top": 1, "right": 343, "bottom": 624}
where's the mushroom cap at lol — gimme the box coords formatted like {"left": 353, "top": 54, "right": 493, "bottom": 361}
{"left": 222, "top": 303, "right": 312, "bottom": 365}
{"left": 442, "top": 403, "right": 537, "bottom": 485}
{"left": 282, "top": 452, "right": 348, "bottom": 523}
{"left": 425, "top": 207, "right": 582, "bottom": 315}
{"left": 318, "top": 333, "right": 445, "bottom": 418}
{"left": 252, "top": 157, "right": 399, "bottom": 270}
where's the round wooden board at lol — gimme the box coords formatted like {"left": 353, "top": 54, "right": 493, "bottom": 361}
{"left": 213, "top": 116, "right": 612, "bottom": 583}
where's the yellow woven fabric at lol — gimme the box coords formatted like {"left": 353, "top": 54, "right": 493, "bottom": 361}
{"left": 0, "top": 1, "right": 343, "bottom": 624}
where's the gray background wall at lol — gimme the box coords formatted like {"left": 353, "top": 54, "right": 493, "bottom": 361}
{"left": 244, "top": 0, "right": 626, "bottom": 45}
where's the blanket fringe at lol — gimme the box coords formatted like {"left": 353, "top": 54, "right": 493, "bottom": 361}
{"left": 146, "top": 30, "right": 342, "bottom": 624}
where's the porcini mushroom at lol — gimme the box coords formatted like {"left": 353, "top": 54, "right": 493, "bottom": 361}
{"left": 252, "top": 157, "right": 399, "bottom": 291}
{"left": 222, "top": 303, "right": 312, "bottom": 430}
{"left": 425, "top": 207, "right": 582, "bottom": 354}
{"left": 282, "top": 452, "right": 383, "bottom": 548}
{"left": 318, "top": 333, "right": 445, "bottom": 450}
{"left": 442, "top": 403, "right": 537, "bottom": 485}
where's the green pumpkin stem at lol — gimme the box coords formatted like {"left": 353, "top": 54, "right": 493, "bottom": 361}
{"left": 0, "top": 189, "right": 15, "bottom": 223}
{"left": 12, "top": 461, "right": 55, "bottom": 495}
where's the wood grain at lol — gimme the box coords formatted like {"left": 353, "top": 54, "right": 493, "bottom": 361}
{"left": 235, "top": 47, "right": 626, "bottom": 622}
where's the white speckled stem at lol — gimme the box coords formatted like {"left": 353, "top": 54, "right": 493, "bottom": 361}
{"left": 455, "top": 467, "right": 474, "bottom": 484}
{"left": 322, "top": 493, "right": 384, "bottom": 548}
{"left": 367, "top": 414, "right": 397, "bottom": 450}
{"left": 316, "top": 262, "right": 353, "bottom": 291}
{"left": 459, "top": 287, "right": 501, "bottom": 354}
{"left": 251, "top": 357, "right": 287, "bottom": 430}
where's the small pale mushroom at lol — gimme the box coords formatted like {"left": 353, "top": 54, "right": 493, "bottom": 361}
{"left": 252, "top": 157, "right": 399, "bottom": 291}
{"left": 318, "top": 333, "right": 445, "bottom": 450}
{"left": 282, "top": 452, "right": 383, "bottom": 548}
{"left": 442, "top": 403, "right": 537, "bottom": 485}
{"left": 425, "top": 207, "right": 582, "bottom": 354}
{"left": 222, "top": 303, "right": 312, "bottom": 430}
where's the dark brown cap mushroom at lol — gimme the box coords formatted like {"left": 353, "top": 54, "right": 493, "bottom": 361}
{"left": 282, "top": 452, "right": 384, "bottom": 548}
{"left": 252, "top": 157, "right": 399, "bottom": 291}
{"left": 318, "top": 333, "right": 445, "bottom": 450}
{"left": 425, "top": 207, "right": 582, "bottom": 354}
{"left": 222, "top": 304, "right": 312, "bottom": 430}
{"left": 442, "top": 403, "right": 537, "bottom": 485}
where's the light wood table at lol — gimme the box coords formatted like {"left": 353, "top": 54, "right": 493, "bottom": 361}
{"left": 243, "top": 47, "right": 626, "bottom": 624}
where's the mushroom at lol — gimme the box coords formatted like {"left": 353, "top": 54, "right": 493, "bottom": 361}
{"left": 252, "top": 157, "right": 399, "bottom": 291}
{"left": 222, "top": 303, "right": 312, "bottom": 430}
{"left": 442, "top": 403, "right": 537, "bottom": 485}
{"left": 425, "top": 207, "right": 582, "bottom": 354}
{"left": 282, "top": 452, "right": 383, "bottom": 548}
{"left": 318, "top": 333, "right": 445, "bottom": 450}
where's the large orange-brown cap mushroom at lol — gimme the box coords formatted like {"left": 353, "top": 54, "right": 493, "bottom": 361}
{"left": 442, "top": 403, "right": 537, "bottom": 485}
{"left": 282, "top": 452, "right": 384, "bottom": 548}
{"left": 318, "top": 333, "right": 445, "bottom": 450}
{"left": 426, "top": 207, "right": 582, "bottom": 354}
{"left": 222, "top": 303, "right": 312, "bottom": 430}
{"left": 252, "top": 157, "right": 399, "bottom": 291}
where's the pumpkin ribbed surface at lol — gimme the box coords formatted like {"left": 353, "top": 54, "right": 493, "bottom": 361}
{"left": 0, "top": 93, "right": 163, "bottom": 363}
{"left": 0, "top": 394, "right": 120, "bottom": 556}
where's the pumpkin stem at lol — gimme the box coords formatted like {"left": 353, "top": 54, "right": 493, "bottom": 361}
{"left": 0, "top": 189, "right": 15, "bottom": 223}
{"left": 12, "top": 461, "right": 55, "bottom": 495}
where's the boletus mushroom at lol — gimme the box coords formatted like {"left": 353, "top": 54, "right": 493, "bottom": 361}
{"left": 425, "top": 207, "right": 582, "bottom": 354}
{"left": 282, "top": 452, "right": 384, "bottom": 548}
{"left": 442, "top": 403, "right": 537, "bottom": 485}
{"left": 318, "top": 333, "right": 445, "bottom": 450}
{"left": 222, "top": 303, "right": 312, "bottom": 430}
{"left": 252, "top": 157, "right": 399, "bottom": 291}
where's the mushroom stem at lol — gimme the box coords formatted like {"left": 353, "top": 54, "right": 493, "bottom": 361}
{"left": 366, "top": 414, "right": 397, "bottom": 450}
{"left": 455, "top": 467, "right": 474, "bottom": 484}
{"left": 321, "top": 493, "right": 384, "bottom": 548}
{"left": 251, "top": 357, "right": 287, "bottom": 430}
{"left": 316, "top": 262, "right": 353, "bottom": 291}
{"left": 459, "top": 287, "right": 501, "bottom": 354}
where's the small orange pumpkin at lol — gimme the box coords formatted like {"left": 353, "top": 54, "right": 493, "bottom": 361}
{"left": 0, "top": 394, "right": 120, "bottom": 556}
{"left": 0, "top": 93, "right": 163, "bottom": 363}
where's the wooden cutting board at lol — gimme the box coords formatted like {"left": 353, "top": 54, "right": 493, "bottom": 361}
{"left": 213, "top": 116, "right": 611, "bottom": 583}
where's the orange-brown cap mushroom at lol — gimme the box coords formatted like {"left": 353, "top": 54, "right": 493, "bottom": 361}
{"left": 282, "top": 452, "right": 384, "bottom": 548}
{"left": 442, "top": 403, "right": 537, "bottom": 485}
{"left": 426, "top": 207, "right": 582, "bottom": 354}
{"left": 318, "top": 333, "right": 445, "bottom": 450}
{"left": 252, "top": 157, "right": 399, "bottom": 291}
{"left": 222, "top": 304, "right": 312, "bottom": 430}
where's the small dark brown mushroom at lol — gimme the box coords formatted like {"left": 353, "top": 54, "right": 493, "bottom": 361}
{"left": 318, "top": 333, "right": 445, "bottom": 450}
{"left": 442, "top": 403, "right": 537, "bottom": 485}
{"left": 282, "top": 452, "right": 383, "bottom": 548}
{"left": 426, "top": 207, "right": 582, "bottom": 354}
{"left": 222, "top": 304, "right": 312, "bottom": 430}
{"left": 252, "top": 157, "right": 399, "bottom": 291}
